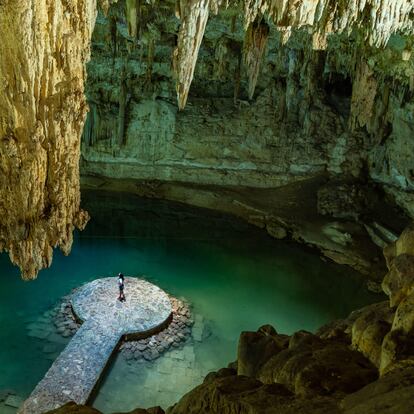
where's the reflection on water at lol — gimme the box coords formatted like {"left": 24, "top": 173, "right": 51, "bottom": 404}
{"left": 0, "top": 191, "right": 382, "bottom": 412}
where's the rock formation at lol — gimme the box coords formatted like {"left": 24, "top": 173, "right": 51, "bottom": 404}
{"left": 0, "top": 0, "right": 95, "bottom": 279}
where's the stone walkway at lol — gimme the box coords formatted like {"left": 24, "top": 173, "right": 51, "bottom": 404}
{"left": 18, "top": 278, "right": 172, "bottom": 414}
{"left": 94, "top": 313, "right": 212, "bottom": 412}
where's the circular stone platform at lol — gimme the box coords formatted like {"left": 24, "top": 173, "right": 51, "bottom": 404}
{"left": 71, "top": 277, "right": 172, "bottom": 335}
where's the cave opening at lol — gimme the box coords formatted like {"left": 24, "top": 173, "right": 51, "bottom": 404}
{"left": 324, "top": 73, "right": 353, "bottom": 97}
{"left": 323, "top": 72, "right": 353, "bottom": 118}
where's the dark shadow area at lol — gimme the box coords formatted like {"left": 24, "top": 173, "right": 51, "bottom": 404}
{"left": 323, "top": 72, "right": 352, "bottom": 118}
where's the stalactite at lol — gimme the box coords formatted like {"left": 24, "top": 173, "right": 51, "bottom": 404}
{"left": 210, "top": 0, "right": 227, "bottom": 15}
{"left": 82, "top": 106, "right": 94, "bottom": 147}
{"left": 231, "top": 14, "right": 237, "bottom": 33}
{"left": 241, "top": 0, "right": 414, "bottom": 47}
{"left": 243, "top": 20, "right": 270, "bottom": 100}
{"left": 126, "top": 0, "right": 138, "bottom": 38}
{"left": 2, "top": 0, "right": 414, "bottom": 279}
{"left": 99, "top": 0, "right": 119, "bottom": 15}
{"left": 214, "top": 38, "right": 229, "bottom": 79}
{"left": 171, "top": 0, "right": 413, "bottom": 109}
{"left": 234, "top": 56, "right": 242, "bottom": 105}
{"left": 402, "top": 49, "right": 411, "bottom": 61}
{"left": 118, "top": 63, "right": 128, "bottom": 146}
{"left": 173, "top": 0, "right": 211, "bottom": 110}
{"left": 146, "top": 38, "right": 155, "bottom": 84}
{"left": 350, "top": 61, "right": 378, "bottom": 132}
{"left": 109, "top": 15, "right": 118, "bottom": 57}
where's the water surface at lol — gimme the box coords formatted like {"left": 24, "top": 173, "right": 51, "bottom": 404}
{"left": 0, "top": 191, "right": 382, "bottom": 411}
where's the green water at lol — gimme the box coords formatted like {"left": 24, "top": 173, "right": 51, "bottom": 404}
{"left": 0, "top": 191, "right": 382, "bottom": 411}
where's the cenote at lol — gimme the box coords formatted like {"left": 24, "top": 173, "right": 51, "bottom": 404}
{"left": 0, "top": 191, "right": 381, "bottom": 412}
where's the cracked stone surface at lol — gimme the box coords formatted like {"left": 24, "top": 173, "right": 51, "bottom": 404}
{"left": 19, "top": 278, "right": 172, "bottom": 414}
{"left": 71, "top": 277, "right": 172, "bottom": 334}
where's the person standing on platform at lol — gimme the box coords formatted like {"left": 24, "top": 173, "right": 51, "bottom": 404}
{"left": 118, "top": 273, "right": 126, "bottom": 302}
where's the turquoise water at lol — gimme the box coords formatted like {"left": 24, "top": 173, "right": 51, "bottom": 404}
{"left": 0, "top": 191, "right": 382, "bottom": 410}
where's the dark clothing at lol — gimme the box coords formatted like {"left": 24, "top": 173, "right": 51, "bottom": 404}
{"left": 118, "top": 276, "right": 125, "bottom": 301}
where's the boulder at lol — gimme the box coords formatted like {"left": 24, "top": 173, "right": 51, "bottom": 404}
{"left": 383, "top": 224, "right": 414, "bottom": 268}
{"left": 380, "top": 329, "right": 414, "bottom": 374}
{"left": 167, "top": 369, "right": 341, "bottom": 414}
{"left": 258, "top": 333, "right": 377, "bottom": 397}
{"left": 341, "top": 367, "right": 414, "bottom": 414}
{"left": 45, "top": 402, "right": 102, "bottom": 413}
{"left": 266, "top": 222, "right": 288, "bottom": 239}
{"left": 382, "top": 224, "right": 414, "bottom": 307}
{"left": 351, "top": 301, "right": 394, "bottom": 367}
{"left": 237, "top": 326, "right": 288, "bottom": 377}
{"left": 382, "top": 254, "right": 414, "bottom": 307}
{"left": 392, "top": 291, "right": 414, "bottom": 333}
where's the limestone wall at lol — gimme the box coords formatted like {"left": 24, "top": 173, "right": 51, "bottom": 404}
{"left": 81, "top": 0, "right": 414, "bottom": 219}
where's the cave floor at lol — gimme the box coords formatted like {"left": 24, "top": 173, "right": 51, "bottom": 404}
{"left": 19, "top": 278, "right": 172, "bottom": 414}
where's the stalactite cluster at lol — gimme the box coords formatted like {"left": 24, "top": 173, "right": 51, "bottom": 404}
{"left": 172, "top": 0, "right": 414, "bottom": 109}
{"left": 0, "top": 1, "right": 97, "bottom": 279}
{"left": 243, "top": 20, "right": 270, "bottom": 100}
